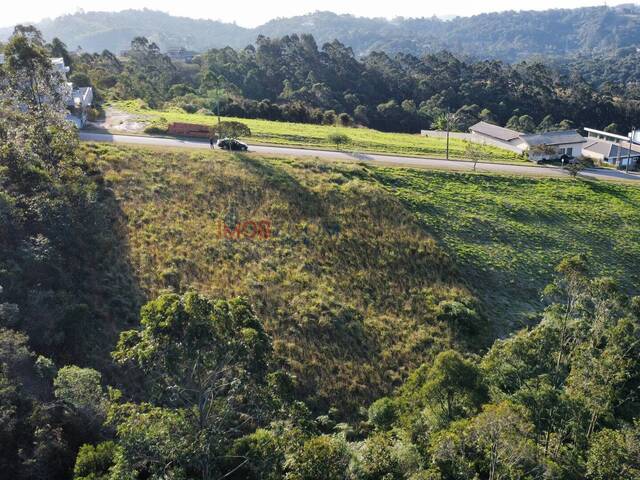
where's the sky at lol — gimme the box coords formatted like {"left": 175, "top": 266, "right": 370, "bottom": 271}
{"left": 1, "top": 0, "right": 627, "bottom": 28}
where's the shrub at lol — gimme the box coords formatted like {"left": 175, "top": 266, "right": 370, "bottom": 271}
{"left": 566, "top": 156, "right": 591, "bottom": 178}
{"left": 69, "top": 72, "right": 92, "bottom": 88}
{"left": 232, "top": 429, "right": 286, "bottom": 480}
{"left": 210, "top": 121, "right": 252, "bottom": 139}
{"left": 144, "top": 117, "right": 169, "bottom": 135}
{"left": 327, "top": 132, "right": 350, "bottom": 150}
{"left": 285, "top": 435, "right": 350, "bottom": 480}
{"left": 181, "top": 103, "right": 198, "bottom": 114}
{"left": 86, "top": 106, "right": 104, "bottom": 122}
{"left": 368, "top": 397, "right": 397, "bottom": 431}
{"left": 338, "top": 113, "right": 354, "bottom": 127}
{"left": 73, "top": 441, "right": 117, "bottom": 480}
{"left": 353, "top": 433, "right": 405, "bottom": 480}
{"left": 323, "top": 110, "right": 337, "bottom": 125}
{"left": 587, "top": 428, "right": 640, "bottom": 480}
{"left": 54, "top": 366, "right": 105, "bottom": 413}
{"left": 435, "top": 300, "right": 482, "bottom": 335}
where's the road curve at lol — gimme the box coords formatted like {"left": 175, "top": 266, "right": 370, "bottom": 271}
{"left": 79, "top": 132, "right": 640, "bottom": 183}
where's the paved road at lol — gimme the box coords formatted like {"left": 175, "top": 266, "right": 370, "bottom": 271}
{"left": 79, "top": 132, "right": 640, "bottom": 183}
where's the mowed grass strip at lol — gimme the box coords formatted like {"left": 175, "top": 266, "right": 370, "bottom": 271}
{"left": 113, "top": 100, "right": 526, "bottom": 163}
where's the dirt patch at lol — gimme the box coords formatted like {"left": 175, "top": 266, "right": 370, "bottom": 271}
{"left": 87, "top": 107, "right": 149, "bottom": 133}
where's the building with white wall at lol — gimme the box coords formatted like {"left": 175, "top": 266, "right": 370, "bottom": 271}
{"left": 515, "top": 131, "right": 586, "bottom": 162}
{"left": 0, "top": 55, "right": 93, "bottom": 128}
{"left": 469, "top": 121, "right": 586, "bottom": 162}
{"left": 582, "top": 128, "right": 639, "bottom": 169}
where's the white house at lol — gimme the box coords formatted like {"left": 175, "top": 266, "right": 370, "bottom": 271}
{"left": 469, "top": 121, "right": 586, "bottom": 162}
{"left": 515, "top": 131, "right": 587, "bottom": 162}
{"left": 582, "top": 140, "right": 640, "bottom": 169}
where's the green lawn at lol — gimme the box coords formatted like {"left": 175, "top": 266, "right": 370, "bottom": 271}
{"left": 112, "top": 100, "right": 526, "bottom": 163}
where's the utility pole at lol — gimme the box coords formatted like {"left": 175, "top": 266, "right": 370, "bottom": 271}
{"left": 626, "top": 127, "right": 636, "bottom": 174}
{"left": 445, "top": 110, "right": 450, "bottom": 161}
{"left": 214, "top": 87, "right": 222, "bottom": 132}
{"left": 217, "top": 96, "right": 221, "bottom": 131}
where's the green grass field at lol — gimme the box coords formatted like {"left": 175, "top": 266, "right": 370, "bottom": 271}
{"left": 371, "top": 168, "right": 640, "bottom": 330}
{"left": 86, "top": 142, "right": 640, "bottom": 412}
{"left": 112, "top": 100, "right": 526, "bottom": 163}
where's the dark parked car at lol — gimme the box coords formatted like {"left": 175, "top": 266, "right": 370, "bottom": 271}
{"left": 217, "top": 138, "right": 248, "bottom": 151}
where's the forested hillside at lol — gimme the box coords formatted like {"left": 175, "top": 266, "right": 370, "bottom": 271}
{"left": 258, "top": 6, "right": 640, "bottom": 61}
{"left": 0, "top": 9, "right": 251, "bottom": 54}
{"left": 7, "top": 11, "right": 640, "bottom": 136}
{"left": 560, "top": 47, "right": 640, "bottom": 99}
{"left": 67, "top": 33, "right": 640, "bottom": 134}
{"left": 4, "top": 5, "right": 640, "bottom": 61}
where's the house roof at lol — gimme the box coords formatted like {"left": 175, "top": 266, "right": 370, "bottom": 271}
{"left": 469, "top": 121, "right": 522, "bottom": 142}
{"left": 621, "top": 139, "right": 640, "bottom": 154}
{"left": 583, "top": 140, "right": 615, "bottom": 157}
{"left": 584, "top": 139, "right": 640, "bottom": 158}
{"left": 519, "top": 130, "right": 586, "bottom": 146}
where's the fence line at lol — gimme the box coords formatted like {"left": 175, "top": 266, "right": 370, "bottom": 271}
{"left": 421, "top": 130, "right": 473, "bottom": 140}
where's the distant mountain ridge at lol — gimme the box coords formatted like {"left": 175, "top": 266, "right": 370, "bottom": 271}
{"left": 0, "top": 9, "right": 251, "bottom": 54}
{"left": 2, "top": 5, "right": 640, "bottom": 61}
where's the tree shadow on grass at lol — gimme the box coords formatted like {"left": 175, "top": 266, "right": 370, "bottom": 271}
{"left": 578, "top": 177, "right": 640, "bottom": 208}
{"left": 235, "top": 153, "right": 326, "bottom": 217}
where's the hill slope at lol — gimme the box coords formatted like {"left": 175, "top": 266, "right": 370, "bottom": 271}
{"left": 88, "top": 143, "right": 473, "bottom": 413}
{"left": 3, "top": 5, "right": 640, "bottom": 61}
{"left": 87, "top": 144, "right": 640, "bottom": 413}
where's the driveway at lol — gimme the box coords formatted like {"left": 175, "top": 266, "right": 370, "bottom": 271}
{"left": 79, "top": 131, "right": 640, "bottom": 183}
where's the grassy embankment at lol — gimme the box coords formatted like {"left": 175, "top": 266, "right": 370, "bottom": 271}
{"left": 370, "top": 168, "right": 640, "bottom": 328}
{"left": 112, "top": 100, "right": 526, "bottom": 163}
{"left": 87, "top": 143, "right": 640, "bottom": 414}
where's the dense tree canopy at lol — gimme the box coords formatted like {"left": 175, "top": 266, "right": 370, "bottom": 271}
{"left": 68, "top": 33, "right": 640, "bottom": 134}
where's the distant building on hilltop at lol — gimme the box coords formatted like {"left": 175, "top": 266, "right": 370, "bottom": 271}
{"left": 0, "top": 55, "right": 93, "bottom": 128}
{"left": 165, "top": 47, "right": 197, "bottom": 62}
